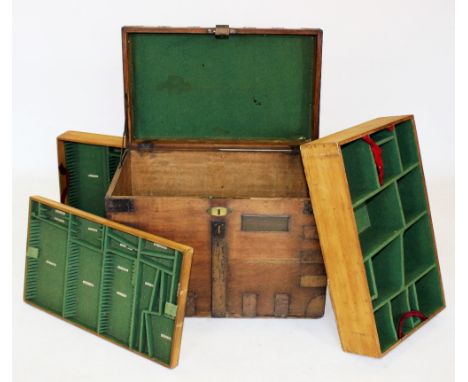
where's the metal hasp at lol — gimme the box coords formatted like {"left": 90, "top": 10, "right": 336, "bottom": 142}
{"left": 214, "top": 25, "right": 230, "bottom": 38}
{"left": 211, "top": 220, "right": 227, "bottom": 316}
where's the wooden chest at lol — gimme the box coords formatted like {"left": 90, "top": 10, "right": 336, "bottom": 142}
{"left": 24, "top": 196, "right": 193, "bottom": 368}
{"left": 106, "top": 26, "right": 326, "bottom": 318}
{"left": 300, "top": 116, "right": 445, "bottom": 357}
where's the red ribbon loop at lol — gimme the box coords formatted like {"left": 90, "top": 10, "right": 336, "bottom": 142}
{"left": 397, "top": 310, "right": 427, "bottom": 339}
{"left": 362, "top": 135, "right": 384, "bottom": 185}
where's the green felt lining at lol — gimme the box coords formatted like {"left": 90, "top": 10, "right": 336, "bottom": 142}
{"left": 24, "top": 200, "right": 183, "bottom": 365}
{"left": 64, "top": 142, "right": 122, "bottom": 217}
{"left": 342, "top": 139, "right": 379, "bottom": 203}
{"left": 128, "top": 33, "right": 317, "bottom": 141}
{"left": 343, "top": 120, "right": 444, "bottom": 352}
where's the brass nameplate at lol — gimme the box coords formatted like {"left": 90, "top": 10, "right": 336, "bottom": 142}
{"left": 241, "top": 215, "right": 290, "bottom": 232}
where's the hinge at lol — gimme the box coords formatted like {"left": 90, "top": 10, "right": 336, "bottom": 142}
{"left": 214, "top": 25, "right": 230, "bottom": 38}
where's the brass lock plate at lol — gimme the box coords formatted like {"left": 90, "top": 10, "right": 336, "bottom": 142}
{"left": 208, "top": 206, "right": 229, "bottom": 217}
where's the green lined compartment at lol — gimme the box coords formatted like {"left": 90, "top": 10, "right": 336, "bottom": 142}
{"left": 395, "top": 121, "right": 419, "bottom": 169}
{"left": 128, "top": 32, "right": 317, "bottom": 141}
{"left": 374, "top": 303, "right": 397, "bottom": 352}
{"left": 415, "top": 268, "right": 444, "bottom": 317}
{"left": 403, "top": 215, "right": 437, "bottom": 284}
{"left": 24, "top": 198, "right": 187, "bottom": 366}
{"left": 355, "top": 184, "right": 405, "bottom": 258}
{"left": 64, "top": 142, "right": 122, "bottom": 216}
{"left": 379, "top": 139, "right": 403, "bottom": 182}
{"left": 372, "top": 237, "right": 404, "bottom": 308}
{"left": 342, "top": 140, "right": 379, "bottom": 202}
{"left": 106, "top": 254, "right": 136, "bottom": 344}
{"left": 30, "top": 217, "right": 68, "bottom": 314}
{"left": 342, "top": 119, "right": 444, "bottom": 353}
{"left": 397, "top": 167, "right": 427, "bottom": 224}
{"left": 390, "top": 290, "right": 415, "bottom": 335}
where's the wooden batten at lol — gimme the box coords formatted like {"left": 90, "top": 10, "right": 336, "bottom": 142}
{"left": 301, "top": 143, "right": 381, "bottom": 356}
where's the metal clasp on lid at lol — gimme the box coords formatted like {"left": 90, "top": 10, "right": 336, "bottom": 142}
{"left": 214, "top": 25, "right": 230, "bottom": 38}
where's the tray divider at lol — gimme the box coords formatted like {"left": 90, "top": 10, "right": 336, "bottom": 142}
{"left": 62, "top": 218, "right": 81, "bottom": 318}
{"left": 168, "top": 251, "right": 181, "bottom": 304}
{"left": 128, "top": 238, "right": 143, "bottom": 349}
{"left": 97, "top": 227, "right": 113, "bottom": 335}
{"left": 149, "top": 270, "right": 161, "bottom": 314}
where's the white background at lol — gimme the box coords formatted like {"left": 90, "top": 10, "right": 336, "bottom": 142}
{"left": 12, "top": 1, "right": 454, "bottom": 381}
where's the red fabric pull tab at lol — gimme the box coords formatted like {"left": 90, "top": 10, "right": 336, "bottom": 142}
{"left": 362, "top": 135, "right": 384, "bottom": 185}
{"left": 387, "top": 124, "right": 395, "bottom": 132}
{"left": 397, "top": 310, "right": 427, "bottom": 339}
{"left": 59, "top": 164, "right": 69, "bottom": 204}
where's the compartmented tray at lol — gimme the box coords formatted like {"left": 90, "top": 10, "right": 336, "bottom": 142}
{"left": 57, "top": 131, "right": 124, "bottom": 216}
{"left": 24, "top": 196, "right": 193, "bottom": 368}
{"left": 300, "top": 115, "right": 445, "bottom": 357}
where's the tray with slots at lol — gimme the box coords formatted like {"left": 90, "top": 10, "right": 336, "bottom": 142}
{"left": 300, "top": 115, "right": 445, "bottom": 357}
{"left": 24, "top": 196, "right": 193, "bottom": 368}
{"left": 57, "top": 131, "right": 124, "bottom": 216}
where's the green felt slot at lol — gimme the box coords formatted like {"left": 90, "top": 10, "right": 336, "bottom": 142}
{"left": 375, "top": 303, "right": 397, "bottom": 352}
{"left": 395, "top": 120, "right": 419, "bottom": 169}
{"left": 38, "top": 204, "right": 70, "bottom": 228}
{"left": 356, "top": 184, "right": 405, "bottom": 258}
{"left": 379, "top": 139, "right": 403, "bottom": 182}
{"left": 71, "top": 216, "right": 104, "bottom": 250}
{"left": 397, "top": 167, "right": 427, "bottom": 225}
{"left": 131, "top": 263, "right": 158, "bottom": 348}
{"left": 371, "top": 237, "right": 404, "bottom": 308}
{"left": 33, "top": 219, "right": 68, "bottom": 314}
{"left": 71, "top": 245, "right": 103, "bottom": 330}
{"left": 24, "top": 198, "right": 187, "bottom": 366}
{"left": 408, "top": 284, "right": 424, "bottom": 327}
{"left": 62, "top": 241, "right": 80, "bottom": 319}
{"left": 107, "top": 229, "right": 139, "bottom": 256}
{"left": 141, "top": 313, "right": 175, "bottom": 364}
{"left": 128, "top": 33, "right": 317, "bottom": 141}
{"left": 390, "top": 290, "right": 415, "bottom": 336}
{"left": 364, "top": 260, "right": 378, "bottom": 300}
{"left": 64, "top": 142, "right": 122, "bottom": 217}
{"left": 106, "top": 255, "right": 136, "bottom": 345}
{"left": 97, "top": 253, "right": 114, "bottom": 335}
{"left": 415, "top": 268, "right": 444, "bottom": 317}
{"left": 403, "top": 215, "right": 437, "bottom": 284}
{"left": 342, "top": 139, "right": 380, "bottom": 202}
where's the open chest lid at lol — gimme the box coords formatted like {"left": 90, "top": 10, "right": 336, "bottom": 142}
{"left": 122, "top": 26, "right": 322, "bottom": 148}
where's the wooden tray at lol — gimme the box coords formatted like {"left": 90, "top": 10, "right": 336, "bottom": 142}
{"left": 300, "top": 115, "right": 445, "bottom": 357}
{"left": 24, "top": 196, "right": 193, "bottom": 367}
{"left": 57, "top": 131, "right": 124, "bottom": 216}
